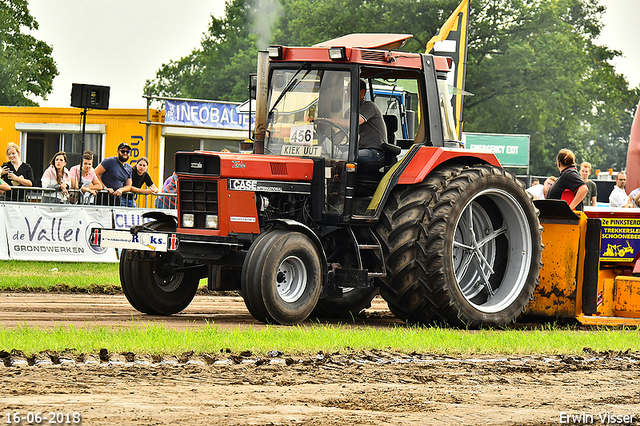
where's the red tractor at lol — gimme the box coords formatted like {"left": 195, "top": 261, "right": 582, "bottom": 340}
{"left": 97, "top": 34, "right": 543, "bottom": 327}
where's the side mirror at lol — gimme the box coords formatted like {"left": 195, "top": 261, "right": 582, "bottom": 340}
{"left": 249, "top": 74, "right": 257, "bottom": 100}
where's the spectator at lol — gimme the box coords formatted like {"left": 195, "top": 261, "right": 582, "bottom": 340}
{"left": 1, "top": 142, "right": 34, "bottom": 201}
{"left": 547, "top": 149, "right": 588, "bottom": 210}
{"left": 0, "top": 177, "right": 10, "bottom": 195}
{"left": 94, "top": 142, "right": 133, "bottom": 206}
{"left": 41, "top": 151, "right": 71, "bottom": 204}
{"left": 579, "top": 162, "right": 598, "bottom": 207}
{"left": 69, "top": 151, "right": 102, "bottom": 204}
{"left": 630, "top": 186, "right": 640, "bottom": 208}
{"left": 121, "top": 156, "right": 158, "bottom": 207}
{"left": 526, "top": 177, "right": 556, "bottom": 200}
{"left": 609, "top": 172, "right": 632, "bottom": 208}
{"left": 531, "top": 178, "right": 540, "bottom": 186}
{"left": 155, "top": 172, "right": 177, "bottom": 209}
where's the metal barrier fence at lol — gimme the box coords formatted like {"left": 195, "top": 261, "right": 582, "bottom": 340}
{"left": 0, "top": 187, "right": 177, "bottom": 209}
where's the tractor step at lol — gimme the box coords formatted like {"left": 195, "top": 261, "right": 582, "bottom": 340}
{"left": 349, "top": 226, "right": 386, "bottom": 278}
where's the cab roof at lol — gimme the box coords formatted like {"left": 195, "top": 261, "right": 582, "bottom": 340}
{"left": 312, "top": 33, "right": 413, "bottom": 50}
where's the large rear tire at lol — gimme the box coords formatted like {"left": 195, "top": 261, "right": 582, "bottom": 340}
{"left": 377, "top": 164, "right": 542, "bottom": 327}
{"left": 376, "top": 167, "right": 458, "bottom": 324}
{"left": 126, "top": 222, "right": 200, "bottom": 315}
{"left": 241, "top": 230, "right": 323, "bottom": 325}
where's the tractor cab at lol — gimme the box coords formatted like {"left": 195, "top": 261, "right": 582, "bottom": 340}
{"left": 261, "top": 34, "right": 460, "bottom": 219}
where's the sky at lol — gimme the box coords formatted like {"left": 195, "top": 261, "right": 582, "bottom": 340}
{"left": 28, "top": 0, "right": 227, "bottom": 109}
{"left": 28, "top": 0, "right": 640, "bottom": 109}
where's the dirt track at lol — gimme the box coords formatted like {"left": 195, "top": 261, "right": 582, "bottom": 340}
{"left": 0, "top": 292, "right": 401, "bottom": 330}
{"left": 1, "top": 293, "right": 640, "bottom": 425}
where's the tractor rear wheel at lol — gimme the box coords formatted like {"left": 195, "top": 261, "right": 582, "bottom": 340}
{"left": 377, "top": 164, "right": 542, "bottom": 327}
{"left": 376, "top": 166, "right": 459, "bottom": 324}
{"left": 241, "top": 230, "right": 323, "bottom": 325}
{"left": 125, "top": 221, "right": 200, "bottom": 315}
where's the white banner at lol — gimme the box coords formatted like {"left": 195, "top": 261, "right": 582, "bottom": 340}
{"left": 5, "top": 204, "right": 118, "bottom": 262}
{"left": 112, "top": 208, "right": 176, "bottom": 230}
{"left": 0, "top": 205, "right": 8, "bottom": 260}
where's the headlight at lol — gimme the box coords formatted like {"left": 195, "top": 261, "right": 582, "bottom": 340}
{"left": 328, "top": 47, "right": 346, "bottom": 60}
{"left": 267, "top": 46, "right": 283, "bottom": 59}
{"left": 183, "top": 213, "right": 194, "bottom": 228}
{"left": 205, "top": 214, "right": 218, "bottom": 229}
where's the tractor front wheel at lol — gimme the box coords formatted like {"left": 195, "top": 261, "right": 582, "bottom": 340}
{"left": 241, "top": 230, "right": 323, "bottom": 325}
{"left": 122, "top": 221, "right": 200, "bottom": 315}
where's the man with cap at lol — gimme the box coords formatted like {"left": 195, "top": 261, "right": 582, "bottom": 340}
{"left": 94, "top": 142, "right": 133, "bottom": 206}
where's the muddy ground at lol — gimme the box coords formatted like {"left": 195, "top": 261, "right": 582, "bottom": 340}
{"left": 1, "top": 293, "right": 639, "bottom": 425}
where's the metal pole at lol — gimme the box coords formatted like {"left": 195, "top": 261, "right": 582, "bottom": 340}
{"left": 146, "top": 88, "right": 150, "bottom": 157}
{"left": 81, "top": 108, "right": 87, "bottom": 156}
{"left": 145, "top": 89, "right": 151, "bottom": 208}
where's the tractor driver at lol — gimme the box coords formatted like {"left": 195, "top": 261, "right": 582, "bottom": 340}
{"left": 313, "top": 79, "right": 388, "bottom": 171}
{"left": 356, "top": 79, "right": 388, "bottom": 172}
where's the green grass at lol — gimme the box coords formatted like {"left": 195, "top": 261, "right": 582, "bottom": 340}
{"left": 1, "top": 324, "right": 640, "bottom": 356}
{"left": 1, "top": 261, "right": 640, "bottom": 357}
{"left": 0, "top": 260, "right": 209, "bottom": 293}
{"left": 0, "top": 260, "right": 120, "bottom": 291}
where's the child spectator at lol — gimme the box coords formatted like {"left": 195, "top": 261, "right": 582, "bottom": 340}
{"left": 155, "top": 172, "right": 177, "bottom": 209}
{"left": 69, "top": 151, "right": 102, "bottom": 204}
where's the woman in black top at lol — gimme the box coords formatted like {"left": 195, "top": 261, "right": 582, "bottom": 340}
{"left": 546, "top": 149, "right": 588, "bottom": 211}
{"left": 1, "top": 142, "right": 34, "bottom": 201}
{"left": 121, "top": 156, "right": 158, "bottom": 207}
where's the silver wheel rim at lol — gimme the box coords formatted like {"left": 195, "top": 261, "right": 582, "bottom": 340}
{"left": 452, "top": 188, "right": 532, "bottom": 313}
{"left": 276, "top": 255, "right": 307, "bottom": 303}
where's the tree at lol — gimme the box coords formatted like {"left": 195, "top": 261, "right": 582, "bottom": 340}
{"left": 146, "top": 0, "right": 638, "bottom": 174}
{"left": 463, "top": 0, "right": 639, "bottom": 175}
{"left": 0, "top": 0, "right": 58, "bottom": 106}
{"left": 145, "top": 0, "right": 460, "bottom": 101}
{"left": 145, "top": 0, "right": 279, "bottom": 102}
{"left": 275, "top": 0, "right": 457, "bottom": 50}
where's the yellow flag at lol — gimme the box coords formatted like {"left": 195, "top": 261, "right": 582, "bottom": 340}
{"left": 426, "top": 0, "right": 470, "bottom": 140}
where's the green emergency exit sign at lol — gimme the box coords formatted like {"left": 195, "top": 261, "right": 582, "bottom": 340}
{"left": 462, "top": 132, "right": 530, "bottom": 167}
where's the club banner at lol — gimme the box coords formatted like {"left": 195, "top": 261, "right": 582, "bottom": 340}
{"left": 4, "top": 204, "right": 117, "bottom": 262}
{"left": 0, "top": 205, "right": 8, "bottom": 260}
{"left": 599, "top": 217, "right": 640, "bottom": 262}
{"left": 164, "top": 99, "right": 252, "bottom": 130}
{"left": 112, "top": 208, "right": 177, "bottom": 230}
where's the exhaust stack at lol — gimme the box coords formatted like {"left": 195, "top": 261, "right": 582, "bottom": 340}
{"left": 254, "top": 50, "right": 269, "bottom": 154}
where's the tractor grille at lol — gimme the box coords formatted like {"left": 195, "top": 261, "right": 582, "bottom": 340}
{"left": 175, "top": 153, "right": 220, "bottom": 176}
{"left": 179, "top": 179, "right": 219, "bottom": 229}
{"left": 270, "top": 162, "right": 287, "bottom": 176}
{"left": 361, "top": 50, "right": 387, "bottom": 62}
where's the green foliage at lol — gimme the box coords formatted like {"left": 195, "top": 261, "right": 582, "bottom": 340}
{"left": 464, "top": 0, "right": 639, "bottom": 175}
{"left": 145, "top": 0, "right": 261, "bottom": 101}
{"left": 275, "top": 0, "right": 457, "bottom": 51}
{"left": 0, "top": 0, "right": 58, "bottom": 106}
{"left": 145, "top": 0, "right": 639, "bottom": 174}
